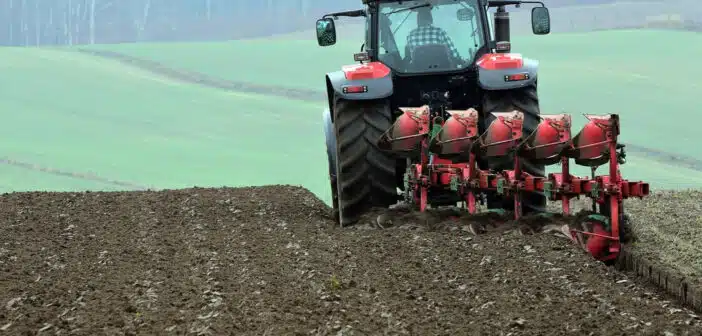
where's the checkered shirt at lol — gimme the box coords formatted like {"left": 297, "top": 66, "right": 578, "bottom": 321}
{"left": 405, "top": 25, "right": 461, "bottom": 59}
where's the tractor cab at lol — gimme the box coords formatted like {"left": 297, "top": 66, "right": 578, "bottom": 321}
{"left": 316, "top": 0, "right": 551, "bottom": 110}
{"left": 374, "top": 1, "right": 487, "bottom": 74}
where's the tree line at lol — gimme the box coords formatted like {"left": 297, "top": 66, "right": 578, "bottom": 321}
{"left": 0, "top": 0, "right": 367, "bottom": 46}
{"left": 0, "top": 0, "right": 632, "bottom": 46}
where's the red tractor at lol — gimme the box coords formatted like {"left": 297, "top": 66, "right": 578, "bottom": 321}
{"left": 317, "top": 0, "right": 648, "bottom": 262}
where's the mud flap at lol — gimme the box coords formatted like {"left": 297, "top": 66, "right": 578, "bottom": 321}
{"left": 323, "top": 108, "right": 337, "bottom": 181}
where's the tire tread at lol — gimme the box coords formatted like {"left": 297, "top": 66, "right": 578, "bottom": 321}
{"left": 333, "top": 97, "right": 397, "bottom": 225}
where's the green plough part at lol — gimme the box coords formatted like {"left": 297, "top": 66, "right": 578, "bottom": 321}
{"left": 543, "top": 181, "right": 552, "bottom": 199}
{"left": 449, "top": 176, "right": 459, "bottom": 191}
{"left": 429, "top": 123, "right": 442, "bottom": 140}
{"left": 585, "top": 213, "right": 611, "bottom": 230}
{"left": 496, "top": 178, "right": 505, "bottom": 195}
{"left": 590, "top": 182, "right": 600, "bottom": 198}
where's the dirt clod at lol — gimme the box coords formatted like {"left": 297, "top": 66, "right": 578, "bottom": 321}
{"left": 0, "top": 185, "right": 700, "bottom": 335}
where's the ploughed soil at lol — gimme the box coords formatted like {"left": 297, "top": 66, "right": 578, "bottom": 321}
{"left": 547, "top": 190, "right": 702, "bottom": 290}
{"left": 625, "top": 190, "right": 702, "bottom": 287}
{"left": 1, "top": 186, "right": 701, "bottom": 335}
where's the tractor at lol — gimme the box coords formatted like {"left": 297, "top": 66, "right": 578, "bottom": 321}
{"left": 317, "top": 0, "right": 649, "bottom": 262}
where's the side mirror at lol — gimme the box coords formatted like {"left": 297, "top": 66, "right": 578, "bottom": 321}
{"left": 531, "top": 7, "right": 551, "bottom": 35}
{"left": 456, "top": 8, "right": 475, "bottom": 21}
{"left": 316, "top": 18, "right": 337, "bottom": 46}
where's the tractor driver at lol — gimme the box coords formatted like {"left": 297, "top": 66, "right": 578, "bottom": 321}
{"left": 405, "top": 6, "right": 462, "bottom": 64}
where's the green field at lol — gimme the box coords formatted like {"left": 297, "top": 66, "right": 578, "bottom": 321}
{"left": 0, "top": 47, "right": 327, "bottom": 196}
{"left": 83, "top": 30, "right": 702, "bottom": 160}
{"left": 1, "top": 29, "right": 701, "bottom": 204}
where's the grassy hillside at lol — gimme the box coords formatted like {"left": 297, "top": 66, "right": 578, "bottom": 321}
{"left": 0, "top": 47, "right": 328, "bottom": 196}
{"left": 83, "top": 30, "right": 702, "bottom": 161}
{"left": 2, "top": 30, "right": 701, "bottom": 203}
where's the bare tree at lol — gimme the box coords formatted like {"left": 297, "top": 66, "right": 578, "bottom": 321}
{"left": 3, "top": 0, "right": 684, "bottom": 47}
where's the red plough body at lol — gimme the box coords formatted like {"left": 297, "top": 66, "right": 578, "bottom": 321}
{"left": 378, "top": 107, "right": 649, "bottom": 262}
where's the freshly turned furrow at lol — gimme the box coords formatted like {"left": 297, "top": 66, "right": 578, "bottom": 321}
{"left": 0, "top": 186, "right": 700, "bottom": 334}
{"left": 617, "top": 247, "right": 702, "bottom": 312}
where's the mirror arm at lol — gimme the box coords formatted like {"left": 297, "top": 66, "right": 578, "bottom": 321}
{"left": 323, "top": 9, "right": 366, "bottom": 19}
{"left": 520, "top": 1, "right": 545, "bottom": 6}
{"left": 487, "top": 0, "right": 544, "bottom": 7}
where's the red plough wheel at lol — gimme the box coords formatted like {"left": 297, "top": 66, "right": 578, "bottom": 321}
{"left": 563, "top": 115, "right": 648, "bottom": 262}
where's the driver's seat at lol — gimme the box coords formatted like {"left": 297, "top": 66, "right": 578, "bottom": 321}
{"left": 408, "top": 44, "right": 452, "bottom": 72}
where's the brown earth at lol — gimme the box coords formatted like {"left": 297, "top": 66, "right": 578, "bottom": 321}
{"left": 1, "top": 185, "right": 701, "bottom": 335}
{"left": 625, "top": 190, "right": 702, "bottom": 287}
{"left": 545, "top": 191, "right": 702, "bottom": 289}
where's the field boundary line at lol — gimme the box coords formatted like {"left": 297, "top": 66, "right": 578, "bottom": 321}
{"left": 624, "top": 144, "right": 702, "bottom": 172}
{"left": 74, "top": 48, "right": 702, "bottom": 173}
{"left": 0, "top": 157, "right": 149, "bottom": 190}
{"left": 73, "top": 48, "right": 325, "bottom": 102}
{"left": 617, "top": 246, "right": 702, "bottom": 313}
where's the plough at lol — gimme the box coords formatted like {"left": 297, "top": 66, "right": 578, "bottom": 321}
{"left": 316, "top": 0, "right": 649, "bottom": 262}
{"left": 378, "top": 107, "right": 649, "bottom": 262}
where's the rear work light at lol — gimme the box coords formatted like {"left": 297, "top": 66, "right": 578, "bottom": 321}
{"left": 504, "top": 73, "right": 529, "bottom": 82}
{"left": 342, "top": 85, "right": 368, "bottom": 93}
{"left": 495, "top": 41, "right": 511, "bottom": 52}
{"left": 353, "top": 52, "right": 370, "bottom": 62}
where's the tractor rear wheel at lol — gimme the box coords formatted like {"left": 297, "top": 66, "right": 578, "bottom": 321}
{"left": 332, "top": 97, "right": 398, "bottom": 226}
{"left": 482, "top": 83, "right": 547, "bottom": 215}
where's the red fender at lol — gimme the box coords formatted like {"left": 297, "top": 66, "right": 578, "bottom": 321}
{"left": 341, "top": 62, "right": 391, "bottom": 80}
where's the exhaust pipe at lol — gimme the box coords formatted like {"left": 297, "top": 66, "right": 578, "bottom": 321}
{"left": 494, "top": 5, "right": 510, "bottom": 53}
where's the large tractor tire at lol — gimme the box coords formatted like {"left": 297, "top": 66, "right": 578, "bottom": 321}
{"left": 331, "top": 97, "right": 398, "bottom": 226}
{"left": 482, "top": 83, "right": 547, "bottom": 215}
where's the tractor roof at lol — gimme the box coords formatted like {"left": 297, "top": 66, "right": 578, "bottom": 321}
{"left": 363, "top": 0, "right": 430, "bottom": 4}
{"left": 363, "top": 0, "right": 483, "bottom": 5}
